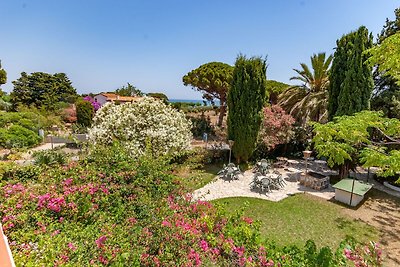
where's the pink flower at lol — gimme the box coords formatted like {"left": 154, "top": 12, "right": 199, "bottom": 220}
{"left": 68, "top": 242, "right": 77, "bottom": 251}
{"left": 234, "top": 246, "right": 245, "bottom": 257}
{"left": 243, "top": 217, "right": 253, "bottom": 224}
{"left": 47, "top": 197, "right": 66, "bottom": 213}
{"left": 188, "top": 248, "right": 202, "bottom": 267}
{"left": 140, "top": 253, "right": 150, "bottom": 261}
{"left": 51, "top": 230, "right": 60, "bottom": 237}
{"left": 153, "top": 256, "right": 160, "bottom": 267}
{"left": 59, "top": 217, "right": 64, "bottom": 223}
{"left": 162, "top": 220, "right": 171, "bottom": 227}
{"left": 127, "top": 217, "right": 137, "bottom": 225}
{"left": 63, "top": 178, "right": 73, "bottom": 186}
{"left": 96, "top": 235, "right": 107, "bottom": 248}
{"left": 99, "top": 255, "right": 108, "bottom": 265}
{"left": 37, "top": 193, "right": 51, "bottom": 208}
{"left": 211, "top": 248, "right": 220, "bottom": 255}
{"left": 239, "top": 257, "right": 246, "bottom": 266}
{"left": 60, "top": 254, "right": 69, "bottom": 262}
{"left": 199, "top": 240, "right": 209, "bottom": 252}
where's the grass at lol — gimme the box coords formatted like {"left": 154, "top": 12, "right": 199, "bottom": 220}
{"left": 176, "top": 163, "right": 221, "bottom": 190}
{"left": 213, "top": 194, "right": 379, "bottom": 249}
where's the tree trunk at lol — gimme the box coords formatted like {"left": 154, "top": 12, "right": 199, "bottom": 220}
{"left": 338, "top": 162, "right": 350, "bottom": 179}
{"left": 217, "top": 102, "right": 226, "bottom": 127}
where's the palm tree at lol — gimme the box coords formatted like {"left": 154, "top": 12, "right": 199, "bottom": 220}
{"left": 278, "top": 52, "right": 332, "bottom": 126}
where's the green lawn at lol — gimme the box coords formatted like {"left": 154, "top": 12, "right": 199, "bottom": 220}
{"left": 177, "top": 164, "right": 221, "bottom": 190}
{"left": 213, "top": 194, "right": 378, "bottom": 249}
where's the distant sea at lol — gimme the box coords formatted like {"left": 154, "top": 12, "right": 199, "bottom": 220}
{"left": 169, "top": 99, "right": 220, "bottom": 106}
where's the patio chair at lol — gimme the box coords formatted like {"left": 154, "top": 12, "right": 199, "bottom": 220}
{"left": 275, "top": 174, "right": 286, "bottom": 187}
{"left": 260, "top": 177, "right": 272, "bottom": 193}
{"left": 254, "top": 159, "right": 271, "bottom": 175}
{"left": 250, "top": 172, "right": 263, "bottom": 190}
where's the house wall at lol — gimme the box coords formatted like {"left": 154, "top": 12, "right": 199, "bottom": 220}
{"left": 334, "top": 189, "right": 363, "bottom": 206}
{"left": 94, "top": 95, "right": 107, "bottom": 106}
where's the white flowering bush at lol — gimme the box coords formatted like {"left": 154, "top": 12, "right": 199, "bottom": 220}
{"left": 88, "top": 97, "right": 192, "bottom": 157}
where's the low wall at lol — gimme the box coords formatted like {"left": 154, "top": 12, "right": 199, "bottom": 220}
{"left": 383, "top": 182, "right": 400, "bottom": 193}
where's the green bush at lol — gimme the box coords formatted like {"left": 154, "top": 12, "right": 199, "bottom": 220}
{"left": 33, "top": 150, "right": 67, "bottom": 166}
{"left": 76, "top": 100, "right": 94, "bottom": 127}
{"left": 0, "top": 125, "right": 42, "bottom": 148}
{"left": 1, "top": 164, "right": 41, "bottom": 182}
{"left": 187, "top": 114, "right": 215, "bottom": 138}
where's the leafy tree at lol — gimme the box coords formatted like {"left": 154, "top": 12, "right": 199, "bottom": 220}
{"left": 328, "top": 26, "right": 374, "bottom": 120}
{"left": 115, "top": 82, "right": 144, "bottom": 96}
{"left": 183, "top": 62, "right": 233, "bottom": 126}
{"left": 10, "top": 72, "right": 77, "bottom": 110}
{"left": 266, "top": 80, "right": 289, "bottom": 104}
{"left": 312, "top": 111, "right": 400, "bottom": 180}
{"left": 0, "top": 60, "right": 7, "bottom": 96}
{"left": 76, "top": 100, "right": 94, "bottom": 127}
{"left": 369, "top": 7, "right": 400, "bottom": 119}
{"left": 366, "top": 33, "right": 400, "bottom": 84}
{"left": 147, "top": 92, "right": 169, "bottom": 104}
{"left": 227, "top": 55, "right": 268, "bottom": 162}
{"left": 278, "top": 53, "right": 332, "bottom": 126}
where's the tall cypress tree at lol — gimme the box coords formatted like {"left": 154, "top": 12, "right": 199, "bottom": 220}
{"left": 227, "top": 55, "right": 268, "bottom": 162}
{"left": 328, "top": 26, "right": 374, "bottom": 119}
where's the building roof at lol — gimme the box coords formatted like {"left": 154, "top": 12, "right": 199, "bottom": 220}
{"left": 332, "top": 179, "right": 373, "bottom": 196}
{"left": 97, "top": 93, "right": 141, "bottom": 102}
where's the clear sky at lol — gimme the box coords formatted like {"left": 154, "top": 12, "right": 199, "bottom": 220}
{"left": 1, "top": 0, "right": 399, "bottom": 99}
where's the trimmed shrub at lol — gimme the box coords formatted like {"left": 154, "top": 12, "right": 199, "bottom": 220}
{"left": 76, "top": 100, "right": 94, "bottom": 127}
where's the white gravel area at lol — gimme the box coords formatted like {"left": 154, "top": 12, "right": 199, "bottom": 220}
{"left": 193, "top": 169, "right": 335, "bottom": 202}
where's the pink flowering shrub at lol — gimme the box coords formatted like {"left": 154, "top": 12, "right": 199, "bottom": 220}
{"left": 0, "top": 145, "right": 382, "bottom": 266}
{"left": 259, "top": 105, "right": 295, "bottom": 150}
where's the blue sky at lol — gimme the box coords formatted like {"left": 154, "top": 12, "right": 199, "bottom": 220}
{"left": 1, "top": 1, "right": 399, "bottom": 99}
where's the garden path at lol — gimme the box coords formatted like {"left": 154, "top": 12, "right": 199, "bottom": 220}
{"left": 193, "top": 169, "right": 335, "bottom": 202}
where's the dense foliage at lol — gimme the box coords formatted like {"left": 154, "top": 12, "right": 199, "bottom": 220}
{"left": 10, "top": 72, "right": 77, "bottom": 110}
{"left": 366, "top": 33, "right": 400, "bottom": 85}
{"left": 370, "top": 7, "right": 400, "bottom": 119}
{"left": 0, "top": 145, "right": 382, "bottom": 266}
{"left": 183, "top": 62, "right": 233, "bottom": 126}
{"left": 147, "top": 92, "right": 169, "bottom": 104}
{"left": 88, "top": 97, "right": 192, "bottom": 158}
{"left": 259, "top": 105, "right": 295, "bottom": 151}
{"left": 115, "top": 82, "right": 144, "bottom": 97}
{"left": 0, "top": 60, "right": 7, "bottom": 91}
{"left": 228, "top": 55, "right": 268, "bottom": 162}
{"left": 328, "top": 26, "right": 374, "bottom": 120}
{"left": 278, "top": 53, "right": 332, "bottom": 126}
{"left": 266, "top": 80, "right": 289, "bottom": 104}
{"left": 0, "top": 112, "right": 45, "bottom": 148}
{"left": 76, "top": 100, "right": 94, "bottom": 127}
{"left": 187, "top": 114, "right": 215, "bottom": 138}
{"left": 312, "top": 111, "right": 400, "bottom": 180}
